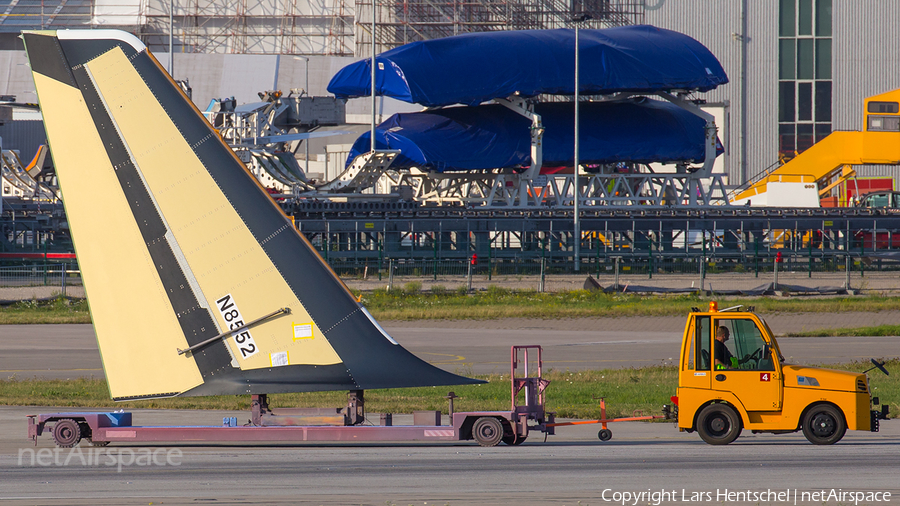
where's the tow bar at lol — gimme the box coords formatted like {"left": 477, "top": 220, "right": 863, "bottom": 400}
{"left": 544, "top": 397, "right": 674, "bottom": 441}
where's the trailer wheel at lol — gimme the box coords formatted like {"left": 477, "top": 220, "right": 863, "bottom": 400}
{"left": 502, "top": 434, "right": 527, "bottom": 445}
{"left": 801, "top": 404, "right": 846, "bottom": 445}
{"left": 598, "top": 429, "right": 613, "bottom": 441}
{"left": 52, "top": 419, "right": 82, "bottom": 448}
{"left": 696, "top": 404, "right": 741, "bottom": 445}
{"left": 472, "top": 417, "right": 503, "bottom": 447}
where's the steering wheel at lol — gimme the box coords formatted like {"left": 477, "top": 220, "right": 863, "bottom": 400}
{"left": 741, "top": 347, "right": 763, "bottom": 368}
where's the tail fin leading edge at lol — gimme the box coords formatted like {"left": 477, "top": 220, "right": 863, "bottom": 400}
{"left": 23, "top": 30, "right": 482, "bottom": 400}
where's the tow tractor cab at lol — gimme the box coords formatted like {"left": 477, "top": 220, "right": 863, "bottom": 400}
{"left": 676, "top": 302, "right": 890, "bottom": 445}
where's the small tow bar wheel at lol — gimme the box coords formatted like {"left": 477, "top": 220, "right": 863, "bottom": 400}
{"left": 802, "top": 404, "right": 846, "bottom": 445}
{"left": 473, "top": 417, "right": 503, "bottom": 447}
{"left": 598, "top": 429, "right": 613, "bottom": 441}
{"left": 52, "top": 419, "right": 82, "bottom": 448}
{"left": 696, "top": 404, "right": 742, "bottom": 445}
{"left": 86, "top": 438, "right": 110, "bottom": 447}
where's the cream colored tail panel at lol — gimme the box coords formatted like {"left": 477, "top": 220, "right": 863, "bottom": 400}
{"left": 23, "top": 29, "right": 482, "bottom": 399}
{"left": 85, "top": 47, "right": 341, "bottom": 371}
{"left": 31, "top": 72, "right": 204, "bottom": 399}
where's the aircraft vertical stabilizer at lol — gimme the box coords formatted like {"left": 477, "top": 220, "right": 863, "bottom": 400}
{"left": 23, "top": 29, "right": 482, "bottom": 400}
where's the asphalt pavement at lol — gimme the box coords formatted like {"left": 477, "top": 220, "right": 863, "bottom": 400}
{"left": 1, "top": 314, "right": 898, "bottom": 505}
{"left": 1, "top": 406, "right": 898, "bottom": 505}
{"left": 2, "top": 313, "right": 898, "bottom": 379}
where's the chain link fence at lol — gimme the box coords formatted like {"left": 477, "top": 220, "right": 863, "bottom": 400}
{"left": 2, "top": 253, "right": 898, "bottom": 301}
{"left": 329, "top": 252, "right": 900, "bottom": 294}
{"left": 0, "top": 263, "right": 82, "bottom": 300}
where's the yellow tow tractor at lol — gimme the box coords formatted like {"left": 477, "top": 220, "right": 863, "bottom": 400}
{"left": 674, "top": 302, "right": 890, "bottom": 445}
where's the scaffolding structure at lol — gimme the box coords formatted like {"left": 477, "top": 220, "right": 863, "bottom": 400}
{"left": 2, "top": 0, "right": 643, "bottom": 56}
{"left": 355, "top": 0, "right": 645, "bottom": 55}
{"left": 139, "top": 0, "right": 356, "bottom": 55}
{"left": 0, "top": 0, "right": 93, "bottom": 33}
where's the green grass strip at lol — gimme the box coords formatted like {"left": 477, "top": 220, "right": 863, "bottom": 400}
{"left": 5, "top": 292, "right": 900, "bottom": 324}
{"left": 0, "top": 298, "right": 91, "bottom": 324}
{"left": 4, "top": 360, "right": 897, "bottom": 420}
{"left": 785, "top": 325, "right": 900, "bottom": 337}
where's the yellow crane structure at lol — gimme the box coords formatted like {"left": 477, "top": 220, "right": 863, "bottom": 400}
{"left": 731, "top": 88, "right": 900, "bottom": 207}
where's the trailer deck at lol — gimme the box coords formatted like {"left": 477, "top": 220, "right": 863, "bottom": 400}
{"left": 28, "top": 346, "right": 673, "bottom": 447}
{"left": 29, "top": 346, "right": 557, "bottom": 448}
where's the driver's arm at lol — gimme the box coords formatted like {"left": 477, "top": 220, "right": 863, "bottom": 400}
{"left": 714, "top": 347, "right": 732, "bottom": 369}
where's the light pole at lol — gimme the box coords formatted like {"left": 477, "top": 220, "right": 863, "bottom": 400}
{"left": 292, "top": 56, "right": 309, "bottom": 98}
{"left": 370, "top": 0, "right": 377, "bottom": 153}
{"left": 573, "top": 13, "right": 592, "bottom": 273}
{"left": 294, "top": 56, "right": 310, "bottom": 174}
{"left": 168, "top": 0, "right": 174, "bottom": 75}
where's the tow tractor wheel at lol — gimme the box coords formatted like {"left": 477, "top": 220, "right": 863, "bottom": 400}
{"left": 472, "top": 417, "right": 504, "bottom": 447}
{"left": 696, "top": 404, "right": 742, "bottom": 445}
{"left": 598, "top": 429, "right": 613, "bottom": 441}
{"left": 52, "top": 419, "right": 82, "bottom": 448}
{"left": 801, "top": 404, "right": 846, "bottom": 445}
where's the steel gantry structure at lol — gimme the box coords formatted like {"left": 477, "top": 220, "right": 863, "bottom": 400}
{"left": 289, "top": 204, "right": 900, "bottom": 267}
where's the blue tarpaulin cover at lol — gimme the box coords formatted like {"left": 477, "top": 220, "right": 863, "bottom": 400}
{"left": 345, "top": 98, "right": 713, "bottom": 172}
{"left": 327, "top": 25, "right": 728, "bottom": 107}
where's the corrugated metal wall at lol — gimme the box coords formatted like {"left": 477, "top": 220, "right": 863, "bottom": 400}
{"left": 0, "top": 50, "right": 38, "bottom": 104}
{"left": 855, "top": 166, "right": 900, "bottom": 184}
{"left": 833, "top": 1, "right": 900, "bottom": 130}
{"left": 646, "top": 0, "right": 780, "bottom": 185}
{"left": 650, "top": 0, "right": 899, "bottom": 187}
{"left": 645, "top": 0, "right": 740, "bottom": 183}
{"left": 833, "top": 1, "right": 900, "bottom": 184}
{"left": 744, "top": 0, "right": 779, "bottom": 182}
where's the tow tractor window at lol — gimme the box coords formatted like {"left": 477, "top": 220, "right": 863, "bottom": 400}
{"left": 761, "top": 318, "right": 785, "bottom": 364}
{"left": 714, "top": 319, "right": 775, "bottom": 371}
{"left": 695, "top": 316, "right": 711, "bottom": 371}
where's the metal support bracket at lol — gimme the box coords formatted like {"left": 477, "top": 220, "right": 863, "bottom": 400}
{"left": 317, "top": 150, "right": 400, "bottom": 192}
{"left": 495, "top": 97, "right": 544, "bottom": 206}
{"left": 657, "top": 91, "right": 718, "bottom": 179}
{"left": 177, "top": 307, "right": 291, "bottom": 356}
